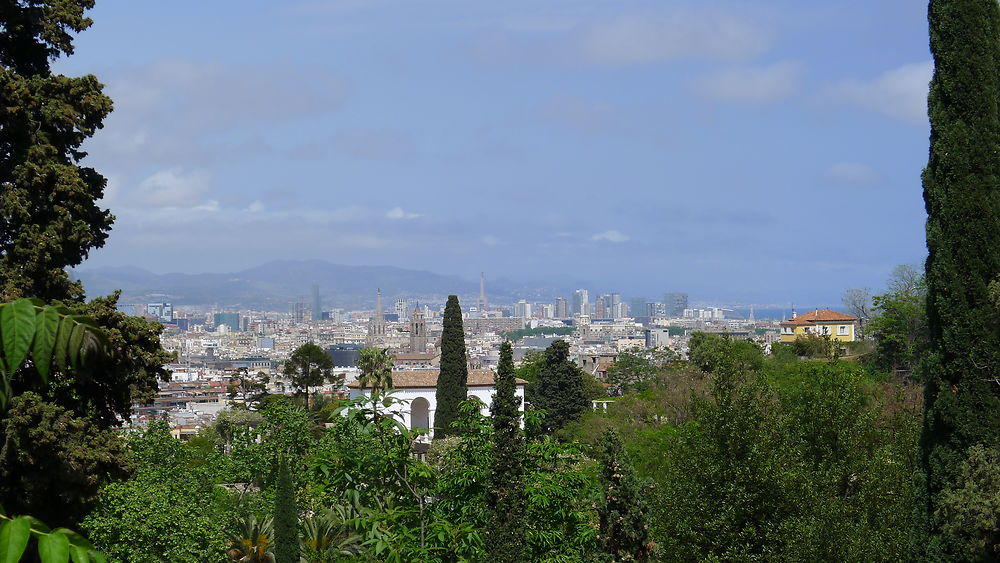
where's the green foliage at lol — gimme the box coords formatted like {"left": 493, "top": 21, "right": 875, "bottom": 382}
{"left": 0, "top": 507, "right": 105, "bottom": 563}
{"left": 606, "top": 347, "right": 676, "bottom": 395}
{"left": 597, "top": 428, "right": 653, "bottom": 562}
{"left": 868, "top": 266, "right": 928, "bottom": 373}
{"left": 687, "top": 332, "right": 763, "bottom": 374}
{"left": 791, "top": 333, "right": 840, "bottom": 360}
{"left": 502, "top": 326, "right": 574, "bottom": 341}
{"left": 920, "top": 0, "right": 1000, "bottom": 556}
{"left": 435, "top": 295, "right": 468, "bottom": 438}
{"left": 650, "top": 360, "right": 919, "bottom": 561}
{"left": 273, "top": 458, "right": 298, "bottom": 563}
{"left": 283, "top": 343, "right": 335, "bottom": 408}
{"left": 936, "top": 444, "right": 1000, "bottom": 560}
{"left": 0, "top": 298, "right": 107, "bottom": 409}
{"left": 0, "top": 392, "right": 129, "bottom": 528}
{"left": 527, "top": 340, "right": 590, "bottom": 436}
{"left": 228, "top": 368, "right": 270, "bottom": 410}
{"left": 81, "top": 422, "right": 231, "bottom": 562}
{"left": 485, "top": 341, "right": 526, "bottom": 563}
{"left": 0, "top": 0, "right": 114, "bottom": 303}
{"left": 357, "top": 347, "right": 395, "bottom": 394}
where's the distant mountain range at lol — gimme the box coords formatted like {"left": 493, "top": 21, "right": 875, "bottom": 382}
{"left": 72, "top": 260, "right": 568, "bottom": 310}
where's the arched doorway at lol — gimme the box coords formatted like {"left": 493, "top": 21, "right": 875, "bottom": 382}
{"left": 411, "top": 397, "right": 430, "bottom": 431}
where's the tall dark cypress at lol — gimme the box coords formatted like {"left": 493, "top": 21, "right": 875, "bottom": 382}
{"left": 532, "top": 340, "right": 589, "bottom": 435}
{"left": 486, "top": 341, "right": 526, "bottom": 562}
{"left": 598, "top": 428, "right": 654, "bottom": 562}
{"left": 273, "top": 457, "right": 299, "bottom": 563}
{"left": 435, "top": 295, "right": 468, "bottom": 438}
{"left": 920, "top": 0, "right": 1000, "bottom": 555}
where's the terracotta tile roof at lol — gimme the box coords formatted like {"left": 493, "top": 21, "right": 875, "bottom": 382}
{"left": 347, "top": 369, "right": 527, "bottom": 389}
{"left": 781, "top": 309, "right": 858, "bottom": 325}
{"left": 393, "top": 352, "right": 437, "bottom": 360}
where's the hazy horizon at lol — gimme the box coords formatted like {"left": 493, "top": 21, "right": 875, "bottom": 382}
{"left": 60, "top": 1, "right": 930, "bottom": 305}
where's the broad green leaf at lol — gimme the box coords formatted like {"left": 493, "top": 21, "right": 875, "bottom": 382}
{"left": 0, "top": 516, "right": 31, "bottom": 563}
{"left": 38, "top": 531, "right": 70, "bottom": 563}
{"left": 1, "top": 299, "right": 37, "bottom": 378}
{"left": 25, "top": 516, "right": 51, "bottom": 534}
{"left": 68, "top": 323, "right": 86, "bottom": 368}
{"left": 54, "top": 315, "right": 75, "bottom": 372}
{"left": 54, "top": 529, "right": 94, "bottom": 550}
{"left": 32, "top": 307, "right": 62, "bottom": 382}
{"left": 68, "top": 544, "right": 88, "bottom": 563}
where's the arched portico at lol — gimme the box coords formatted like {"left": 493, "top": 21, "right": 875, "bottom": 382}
{"left": 411, "top": 396, "right": 431, "bottom": 431}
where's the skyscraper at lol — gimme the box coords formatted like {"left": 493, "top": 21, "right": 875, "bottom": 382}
{"left": 572, "top": 289, "right": 590, "bottom": 316}
{"left": 663, "top": 292, "right": 689, "bottom": 317}
{"left": 630, "top": 297, "right": 647, "bottom": 318}
{"left": 311, "top": 284, "right": 322, "bottom": 321}
{"left": 554, "top": 297, "right": 569, "bottom": 318}
{"left": 478, "top": 272, "right": 489, "bottom": 313}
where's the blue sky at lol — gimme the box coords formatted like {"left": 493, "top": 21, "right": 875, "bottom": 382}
{"left": 61, "top": 0, "right": 932, "bottom": 305}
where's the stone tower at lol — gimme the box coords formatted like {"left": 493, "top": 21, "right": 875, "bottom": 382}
{"left": 409, "top": 303, "right": 428, "bottom": 352}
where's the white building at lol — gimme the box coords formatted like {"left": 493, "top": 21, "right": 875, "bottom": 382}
{"left": 347, "top": 369, "right": 526, "bottom": 437}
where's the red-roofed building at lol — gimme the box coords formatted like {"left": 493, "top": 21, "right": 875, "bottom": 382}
{"left": 779, "top": 309, "right": 858, "bottom": 343}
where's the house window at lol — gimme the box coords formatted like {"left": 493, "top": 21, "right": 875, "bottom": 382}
{"left": 838, "top": 325, "right": 849, "bottom": 336}
{"left": 821, "top": 326, "right": 830, "bottom": 335}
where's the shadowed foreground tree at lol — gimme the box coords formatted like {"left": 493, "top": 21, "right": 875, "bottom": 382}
{"left": 919, "top": 0, "right": 1000, "bottom": 557}
{"left": 485, "top": 341, "right": 526, "bottom": 563}
{"left": 435, "top": 295, "right": 468, "bottom": 438}
{"left": 0, "top": 0, "right": 114, "bottom": 302}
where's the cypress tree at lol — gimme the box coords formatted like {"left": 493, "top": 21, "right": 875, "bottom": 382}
{"left": 598, "top": 428, "right": 654, "bottom": 562}
{"left": 273, "top": 457, "right": 299, "bottom": 563}
{"left": 920, "top": 0, "right": 1000, "bottom": 555}
{"left": 531, "top": 340, "right": 589, "bottom": 435}
{"left": 435, "top": 294, "right": 468, "bottom": 438}
{"left": 485, "top": 341, "right": 526, "bottom": 563}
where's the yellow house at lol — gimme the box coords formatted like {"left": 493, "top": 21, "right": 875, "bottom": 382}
{"left": 779, "top": 309, "right": 858, "bottom": 343}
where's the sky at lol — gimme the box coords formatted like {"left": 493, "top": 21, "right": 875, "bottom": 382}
{"left": 59, "top": 0, "right": 932, "bottom": 305}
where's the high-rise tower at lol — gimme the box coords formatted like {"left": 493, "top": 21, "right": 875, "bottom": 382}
{"left": 311, "top": 284, "right": 322, "bottom": 321}
{"left": 478, "top": 272, "right": 488, "bottom": 313}
{"left": 367, "top": 288, "right": 387, "bottom": 346}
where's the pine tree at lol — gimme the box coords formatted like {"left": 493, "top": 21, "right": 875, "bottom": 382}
{"left": 0, "top": 1, "right": 115, "bottom": 302}
{"left": 486, "top": 341, "right": 526, "bottom": 562}
{"left": 920, "top": 0, "right": 1000, "bottom": 555}
{"left": 531, "top": 340, "right": 589, "bottom": 435}
{"left": 273, "top": 457, "right": 299, "bottom": 563}
{"left": 435, "top": 295, "right": 468, "bottom": 438}
{"left": 598, "top": 428, "right": 653, "bottom": 561}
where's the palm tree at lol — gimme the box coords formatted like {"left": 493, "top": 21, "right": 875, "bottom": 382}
{"left": 357, "top": 347, "right": 394, "bottom": 395}
{"left": 226, "top": 514, "right": 275, "bottom": 563}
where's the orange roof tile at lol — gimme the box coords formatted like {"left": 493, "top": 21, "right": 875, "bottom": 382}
{"left": 781, "top": 309, "right": 857, "bottom": 324}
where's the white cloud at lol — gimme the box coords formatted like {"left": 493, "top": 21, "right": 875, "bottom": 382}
{"left": 830, "top": 61, "right": 932, "bottom": 124}
{"left": 125, "top": 168, "right": 211, "bottom": 208}
{"left": 578, "top": 14, "right": 769, "bottom": 65}
{"left": 245, "top": 200, "right": 266, "bottom": 213}
{"left": 592, "top": 230, "right": 629, "bottom": 243}
{"left": 386, "top": 207, "right": 420, "bottom": 220}
{"left": 693, "top": 61, "right": 802, "bottom": 104}
{"left": 827, "top": 162, "right": 882, "bottom": 186}
{"left": 482, "top": 235, "right": 501, "bottom": 246}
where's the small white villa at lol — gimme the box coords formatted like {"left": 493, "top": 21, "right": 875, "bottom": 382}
{"left": 347, "top": 369, "right": 527, "bottom": 436}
